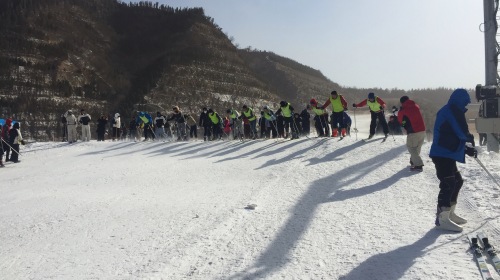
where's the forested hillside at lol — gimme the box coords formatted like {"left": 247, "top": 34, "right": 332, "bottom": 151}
{"left": 0, "top": 0, "right": 468, "bottom": 140}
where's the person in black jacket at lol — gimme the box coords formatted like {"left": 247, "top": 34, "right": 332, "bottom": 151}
{"left": 96, "top": 114, "right": 108, "bottom": 141}
{"left": 199, "top": 107, "right": 211, "bottom": 141}
{"left": 167, "top": 106, "right": 187, "bottom": 141}
{"left": 300, "top": 105, "right": 311, "bottom": 136}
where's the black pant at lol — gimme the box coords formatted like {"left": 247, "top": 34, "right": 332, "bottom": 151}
{"left": 314, "top": 115, "right": 330, "bottom": 136}
{"left": 2, "top": 141, "right": 10, "bottom": 160}
{"left": 190, "top": 125, "right": 197, "bottom": 138}
{"left": 10, "top": 143, "right": 19, "bottom": 162}
{"left": 331, "top": 112, "right": 345, "bottom": 129}
{"left": 370, "top": 111, "right": 389, "bottom": 135}
{"left": 432, "top": 157, "right": 463, "bottom": 207}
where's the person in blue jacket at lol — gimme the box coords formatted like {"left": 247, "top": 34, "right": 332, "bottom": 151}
{"left": 136, "top": 111, "right": 155, "bottom": 141}
{"left": 429, "top": 88, "right": 476, "bottom": 232}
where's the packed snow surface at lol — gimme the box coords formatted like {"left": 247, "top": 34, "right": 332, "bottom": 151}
{"left": 2, "top": 115, "right": 500, "bottom": 280}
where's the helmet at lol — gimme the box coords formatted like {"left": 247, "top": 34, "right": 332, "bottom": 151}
{"left": 309, "top": 98, "right": 317, "bottom": 105}
{"left": 368, "top": 92, "right": 375, "bottom": 99}
{"left": 331, "top": 90, "right": 338, "bottom": 95}
{"left": 279, "top": 101, "right": 287, "bottom": 107}
{"left": 400, "top": 96, "right": 409, "bottom": 104}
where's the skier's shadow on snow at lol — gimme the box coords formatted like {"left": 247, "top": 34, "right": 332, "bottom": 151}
{"left": 80, "top": 142, "right": 139, "bottom": 156}
{"left": 328, "top": 167, "right": 419, "bottom": 202}
{"left": 228, "top": 145, "right": 407, "bottom": 280}
{"left": 255, "top": 138, "right": 324, "bottom": 169}
{"left": 338, "top": 229, "right": 441, "bottom": 280}
{"left": 307, "top": 140, "right": 366, "bottom": 165}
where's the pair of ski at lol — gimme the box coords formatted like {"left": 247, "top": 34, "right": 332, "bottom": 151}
{"left": 468, "top": 232, "right": 500, "bottom": 280}
{"left": 362, "top": 135, "right": 388, "bottom": 143}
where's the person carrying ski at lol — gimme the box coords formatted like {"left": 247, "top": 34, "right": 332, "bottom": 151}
{"left": 429, "top": 88, "right": 476, "bottom": 232}
{"left": 352, "top": 92, "right": 389, "bottom": 139}
{"left": 398, "top": 96, "right": 426, "bottom": 171}
{"left": 322, "top": 90, "right": 348, "bottom": 137}
{"left": 78, "top": 109, "right": 92, "bottom": 141}
{"left": 275, "top": 101, "right": 299, "bottom": 139}
{"left": 240, "top": 105, "right": 258, "bottom": 139}
{"left": 199, "top": 107, "right": 211, "bottom": 141}
{"left": 65, "top": 110, "right": 78, "bottom": 143}
{"left": 207, "top": 109, "right": 223, "bottom": 140}
{"left": 167, "top": 106, "right": 187, "bottom": 141}
{"left": 309, "top": 98, "right": 330, "bottom": 137}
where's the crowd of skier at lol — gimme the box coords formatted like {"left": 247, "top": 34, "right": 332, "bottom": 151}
{"left": 0, "top": 88, "right": 481, "bottom": 233}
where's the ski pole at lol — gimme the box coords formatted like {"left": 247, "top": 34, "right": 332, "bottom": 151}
{"left": 353, "top": 108, "right": 358, "bottom": 140}
{"left": 1, "top": 137, "right": 20, "bottom": 156}
{"left": 474, "top": 157, "right": 500, "bottom": 190}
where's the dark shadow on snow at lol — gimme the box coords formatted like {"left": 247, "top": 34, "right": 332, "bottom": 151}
{"left": 228, "top": 145, "right": 408, "bottom": 280}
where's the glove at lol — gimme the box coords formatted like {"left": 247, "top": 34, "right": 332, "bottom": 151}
{"left": 465, "top": 146, "right": 477, "bottom": 158}
{"left": 467, "top": 134, "right": 475, "bottom": 147}
{"left": 352, "top": 103, "right": 357, "bottom": 108}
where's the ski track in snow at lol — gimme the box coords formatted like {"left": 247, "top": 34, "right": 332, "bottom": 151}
{"left": 1, "top": 115, "right": 500, "bottom": 280}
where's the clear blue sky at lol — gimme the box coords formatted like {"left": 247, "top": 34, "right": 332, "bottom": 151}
{"left": 131, "top": 0, "right": 485, "bottom": 90}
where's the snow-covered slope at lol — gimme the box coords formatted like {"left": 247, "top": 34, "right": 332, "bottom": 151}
{"left": 1, "top": 115, "right": 500, "bottom": 280}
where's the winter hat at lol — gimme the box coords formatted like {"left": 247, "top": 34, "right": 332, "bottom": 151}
{"left": 202, "top": 107, "right": 207, "bottom": 111}
{"left": 13, "top": 122, "right": 19, "bottom": 129}
{"left": 67, "top": 110, "right": 73, "bottom": 114}
{"left": 226, "top": 109, "right": 231, "bottom": 113}
{"left": 242, "top": 105, "right": 248, "bottom": 109}
{"left": 400, "top": 96, "right": 409, "bottom": 104}
{"left": 208, "top": 108, "right": 214, "bottom": 113}
{"left": 368, "top": 92, "right": 375, "bottom": 99}
{"left": 310, "top": 98, "right": 317, "bottom": 105}
{"left": 280, "top": 101, "right": 287, "bottom": 107}
{"left": 115, "top": 113, "right": 120, "bottom": 118}
{"left": 6, "top": 118, "right": 12, "bottom": 126}
{"left": 331, "top": 90, "right": 338, "bottom": 95}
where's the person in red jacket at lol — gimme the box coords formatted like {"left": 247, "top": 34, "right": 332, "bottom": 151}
{"left": 397, "top": 96, "right": 426, "bottom": 171}
{"left": 353, "top": 92, "right": 389, "bottom": 139}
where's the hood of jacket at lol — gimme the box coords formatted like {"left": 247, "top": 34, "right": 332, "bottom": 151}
{"left": 447, "top": 88, "right": 471, "bottom": 112}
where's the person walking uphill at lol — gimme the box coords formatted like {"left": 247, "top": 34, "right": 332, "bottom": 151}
{"left": 398, "top": 96, "right": 426, "bottom": 171}
{"left": 322, "top": 90, "right": 348, "bottom": 137}
{"left": 429, "top": 88, "right": 476, "bottom": 232}
{"left": 353, "top": 92, "right": 389, "bottom": 139}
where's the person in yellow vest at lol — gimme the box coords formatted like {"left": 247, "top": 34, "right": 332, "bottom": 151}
{"left": 353, "top": 92, "right": 389, "bottom": 139}
{"left": 226, "top": 108, "right": 243, "bottom": 140}
{"left": 262, "top": 106, "right": 278, "bottom": 138}
{"left": 207, "top": 109, "right": 222, "bottom": 140}
{"left": 322, "top": 90, "right": 348, "bottom": 137}
{"left": 275, "top": 100, "right": 299, "bottom": 139}
{"left": 240, "top": 105, "right": 258, "bottom": 139}
{"left": 309, "top": 98, "right": 330, "bottom": 137}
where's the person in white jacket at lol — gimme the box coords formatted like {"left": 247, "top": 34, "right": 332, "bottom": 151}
{"left": 112, "top": 113, "right": 121, "bottom": 141}
{"left": 8, "top": 122, "right": 23, "bottom": 163}
{"left": 78, "top": 109, "right": 92, "bottom": 141}
{"left": 65, "top": 110, "right": 78, "bottom": 143}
